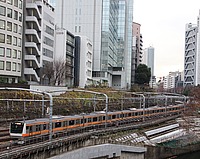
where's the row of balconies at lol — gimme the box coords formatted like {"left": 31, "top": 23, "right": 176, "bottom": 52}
{"left": 185, "top": 36, "right": 196, "bottom": 43}
{"left": 185, "top": 50, "right": 195, "bottom": 57}
{"left": 24, "top": 3, "right": 42, "bottom": 84}
{"left": 185, "top": 43, "right": 196, "bottom": 50}
{"left": 184, "top": 63, "right": 194, "bottom": 70}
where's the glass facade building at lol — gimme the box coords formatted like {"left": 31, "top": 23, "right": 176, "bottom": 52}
{"left": 54, "top": 0, "right": 133, "bottom": 89}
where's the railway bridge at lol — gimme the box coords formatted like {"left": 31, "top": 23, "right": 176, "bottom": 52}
{"left": 0, "top": 115, "right": 179, "bottom": 159}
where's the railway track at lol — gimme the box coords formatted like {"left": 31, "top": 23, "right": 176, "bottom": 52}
{"left": 0, "top": 114, "right": 181, "bottom": 156}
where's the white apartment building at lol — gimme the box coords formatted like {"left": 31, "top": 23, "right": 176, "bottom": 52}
{"left": 163, "top": 71, "right": 183, "bottom": 90}
{"left": 54, "top": 0, "right": 133, "bottom": 90}
{"left": 0, "top": 0, "right": 23, "bottom": 83}
{"left": 74, "top": 36, "right": 93, "bottom": 88}
{"left": 24, "top": 0, "right": 55, "bottom": 85}
{"left": 184, "top": 23, "right": 198, "bottom": 87}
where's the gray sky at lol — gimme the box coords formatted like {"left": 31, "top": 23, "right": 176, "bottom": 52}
{"left": 133, "top": 0, "right": 200, "bottom": 78}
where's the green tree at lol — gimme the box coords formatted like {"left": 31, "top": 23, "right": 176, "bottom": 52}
{"left": 135, "top": 64, "right": 151, "bottom": 85}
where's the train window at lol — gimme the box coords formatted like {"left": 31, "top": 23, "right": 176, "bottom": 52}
{"left": 26, "top": 126, "right": 29, "bottom": 130}
{"left": 69, "top": 120, "right": 75, "bottom": 125}
{"left": 112, "top": 115, "right": 116, "bottom": 119}
{"left": 108, "top": 116, "right": 111, "bottom": 120}
{"left": 120, "top": 114, "right": 124, "bottom": 118}
{"left": 43, "top": 124, "right": 46, "bottom": 130}
{"left": 128, "top": 113, "right": 131, "bottom": 117}
{"left": 10, "top": 122, "right": 24, "bottom": 133}
{"left": 88, "top": 118, "right": 91, "bottom": 123}
{"left": 135, "top": 112, "right": 138, "bottom": 116}
{"left": 103, "top": 116, "right": 105, "bottom": 120}
{"left": 76, "top": 119, "right": 80, "bottom": 124}
{"left": 93, "top": 117, "right": 97, "bottom": 122}
{"left": 55, "top": 122, "right": 61, "bottom": 128}
{"left": 30, "top": 126, "right": 32, "bottom": 132}
{"left": 99, "top": 116, "right": 102, "bottom": 121}
{"left": 36, "top": 125, "right": 40, "bottom": 131}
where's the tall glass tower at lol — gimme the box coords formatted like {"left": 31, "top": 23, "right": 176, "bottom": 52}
{"left": 54, "top": 0, "right": 133, "bottom": 89}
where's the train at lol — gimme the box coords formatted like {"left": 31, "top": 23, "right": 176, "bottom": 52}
{"left": 9, "top": 104, "right": 184, "bottom": 143}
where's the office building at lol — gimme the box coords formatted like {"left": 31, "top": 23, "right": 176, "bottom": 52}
{"left": 74, "top": 36, "right": 93, "bottom": 88}
{"left": 24, "top": 0, "right": 55, "bottom": 85}
{"left": 131, "top": 22, "right": 143, "bottom": 85}
{"left": 54, "top": 28, "right": 75, "bottom": 87}
{"left": 163, "top": 71, "right": 183, "bottom": 90}
{"left": 54, "top": 0, "right": 133, "bottom": 89}
{"left": 143, "top": 46, "right": 154, "bottom": 76}
{"left": 0, "top": 0, "right": 23, "bottom": 83}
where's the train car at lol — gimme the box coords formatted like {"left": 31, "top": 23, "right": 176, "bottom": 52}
{"left": 10, "top": 104, "right": 184, "bottom": 143}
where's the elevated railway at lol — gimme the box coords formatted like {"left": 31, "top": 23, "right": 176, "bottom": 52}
{"left": 0, "top": 114, "right": 181, "bottom": 159}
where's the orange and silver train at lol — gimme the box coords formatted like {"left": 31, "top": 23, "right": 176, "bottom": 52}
{"left": 10, "top": 104, "right": 184, "bottom": 141}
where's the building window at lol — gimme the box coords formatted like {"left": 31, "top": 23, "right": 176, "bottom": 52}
{"left": 44, "top": 25, "right": 54, "bottom": 36}
{"left": 13, "top": 37, "right": 17, "bottom": 46}
{"left": 18, "top": 25, "right": 21, "bottom": 34}
{"left": 75, "top": 26, "right": 77, "bottom": 32}
{"left": 12, "top": 62, "right": 16, "bottom": 71}
{"left": 79, "top": 26, "right": 81, "bottom": 32}
{"left": 43, "top": 36, "right": 53, "bottom": 47}
{"left": 14, "top": 10, "right": 18, "bottom": 20}
{"left": 6, "top": 61, "right": 11, "bottom": 71}
{"left": 7, "top": 35, "right": 12, "bottom": 44}
{"left": 19, "top": 13, "right": 22, "bottom": 22}
{"left": 7, "top": 8, "right": 12, "bottom": 18}
{"left": 43, "top": 48, "right": 53, "bottom": 58}
{"left": 0, "top": 47, "right": 5, "bottom": 57}
{"left": 7, "top": 0, "right": 13, "bottom": 4}
{"left": 12, "top": 49, "right": 17, "bottom": 58}
{"left": 0, "top": 33, "right": 5, "bottom": 43}
{"left": 13, "top": 23, "right": 17, "bottom": 32}
{"left": 6, "top": 48, "right": 11, "bottom": 57}
{"left": 0, "top": 6, "right": 5, "bottom": 16}
{"left": 18, "top": 38, "right": 21, "bottom": 47}
{"left": 19, "top": 0, "right": 22, "bottom": 9}
{"left": 0, "top": 20, "right": 5, "bottom": 30}
{"left": 17, "top": 50, "right": 21, "bottom": 59}
{"left": 17, "top": 63, "right": 21, "bottom": 72}
{"left": 7, "top": 21, "right": 12, "bottom": 31}
{"left": 14, "top": 0, "right": 18, "bottom": 7}
{"left": 0, "top": 61, "right": 4, "bottom": 70}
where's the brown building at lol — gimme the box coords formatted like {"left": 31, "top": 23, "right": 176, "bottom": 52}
{"left": 131, "top": 22, "right": 143, "bottom": 85}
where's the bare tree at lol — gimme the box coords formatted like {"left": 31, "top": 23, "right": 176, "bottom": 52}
{"left": 42, "top": 61, "right": 54, "bottom": 85}
{"left": 53, "top": 59, "right": 66, "bottom": 86}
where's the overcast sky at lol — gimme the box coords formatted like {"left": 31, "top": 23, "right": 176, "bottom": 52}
{"left": 133, "top": 0, "right": 200, "bottom": 78}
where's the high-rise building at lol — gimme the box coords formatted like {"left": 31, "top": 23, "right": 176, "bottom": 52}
{"left": 184, "top": 23, "right": 198, "bottom": 87}
{"left": 143, "top": 46, "right": 154, "bottom": 76}
{"left": 142, "top": 46, "right": 155, "bottom": 88}
{"left": 23, "top": 0, "right": 55, "bottom": 85}
{"left": 0, "top": 0, "right": 23, "bottom": 83}
{"left": 54, "top": 0, "right": 133, "bottom": 89}
{"left": 131, "top": 22, "right": 143, "bottom": 85}
{"left": 74, "top": 36, "right": 93, "bottom": 88}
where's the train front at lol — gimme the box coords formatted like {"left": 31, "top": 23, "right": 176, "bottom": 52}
{"left": 10, "top": 121, "right": 26, "bottom": 143}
